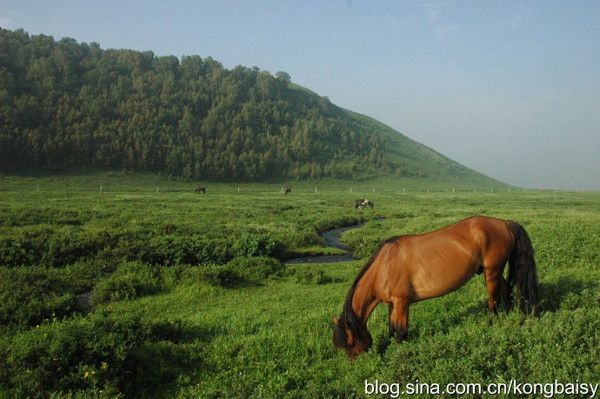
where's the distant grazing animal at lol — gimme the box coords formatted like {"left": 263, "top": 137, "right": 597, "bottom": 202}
{"left": 354, "top": 198, "right": 374, "bottom": 209}
{"left": 333, "top": 216, "right": 538, "bottom": 359}
{"left": 284, "top": 188, "right": 292, "bottom": 195}
{"left": 194, "top": 186, "right": 206, "bottom": 194}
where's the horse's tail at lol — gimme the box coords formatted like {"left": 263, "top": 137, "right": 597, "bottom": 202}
{"left": 506, "top": 221, "right": 539, "bottom": 312}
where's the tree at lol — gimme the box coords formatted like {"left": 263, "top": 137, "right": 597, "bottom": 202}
{"left": 0, "top": 27, "right": 394, "bottom": 180}
{"left": 275, "top": 71, "right": 291, "bottom": 84}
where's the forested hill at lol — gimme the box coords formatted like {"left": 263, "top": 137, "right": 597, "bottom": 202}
{"left": 0, "top": 28, "right": 498, "bottom": 183}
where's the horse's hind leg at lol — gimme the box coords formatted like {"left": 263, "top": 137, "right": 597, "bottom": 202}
{"left": 389, "top": 297, "right": 409, "bottom": 342}
{"left": 484, "top": 265, "right": 509, "bottom": 313}
{"left": 498, "top": 275, "right": 512, "bottom": 309}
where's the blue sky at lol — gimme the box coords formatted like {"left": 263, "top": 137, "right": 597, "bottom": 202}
{"left": 2, "top": 1, "right": 599, "bottom": 189}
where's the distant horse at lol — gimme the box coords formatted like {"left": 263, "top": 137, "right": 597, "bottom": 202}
{"left": 333, "top": 216, "right": 538, "bottom": 359}
{"left": 284, "top": 188, "right": 292, "bottom": 195}
{"left": 195, "top": 186, "right": 206, "bottom": 194}
{"left": 354, "top": 199, "right": 374, "bottom": 209}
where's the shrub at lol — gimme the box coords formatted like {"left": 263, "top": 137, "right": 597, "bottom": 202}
{"left": 0, "top": 312, "right": 201, "bottom": 397}
{"left": 133, "top": 235, "right": 234, "bottom": 265}
{"left": 226, "top": 256, "right": 285, "bottom": 280}
{"left": 0, "top": 226, "right": 109, "bottom": 268}
{"left": 0, "top": 208, "right": 85, "bottom": 227}
{"left": 343, "top": 234, "right": 385, "bottom": 259}
{"left": 197, "top": 257, "right": 285, "bottom": 288}
{"left": 233, "top": 233, "right": 285, "bottom": 259}
{"left": 199, "top": 265, "right": 245, "bottom": 288}
{"left": 280, "top": 229, "right": 321, "bottom": 248}
{"left": 90, "top": 262, "right": 162, "bottom": 305}
{"left": 42, "top": 227, "right": 107, "bottom": 267}
{"left": 0, "top": 227, "right": 51, "bottom": 267}
{"left": 0, "top": 267, "right": 78, "bottom": 327}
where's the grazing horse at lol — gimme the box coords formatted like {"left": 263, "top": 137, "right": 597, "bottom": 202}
{"left": 194, "top": 186, "right": 206, "bottom": 194}
{"left": 333, "top": 216, "right": 538, "bottom": 359}
{"left": 284, "top": 188, "right": 292, "bottom": 195}
{"left": 355, "top": 199, "right": 374, "bottom": 209}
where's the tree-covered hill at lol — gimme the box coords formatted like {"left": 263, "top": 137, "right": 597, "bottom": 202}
{"left": 0, "top": 27, "right": 500, "bottom": 184}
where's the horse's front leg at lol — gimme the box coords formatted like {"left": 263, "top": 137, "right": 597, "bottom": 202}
{"left": 388, "top": 304, "right": 394, "bottom": 337}
{"left": 389, "top": 296, "right": 410, "bottom": 342}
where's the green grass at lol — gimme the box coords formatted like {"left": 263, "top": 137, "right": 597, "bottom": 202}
{"left": 0, "top": 172, "right": 599, "bottom": 398}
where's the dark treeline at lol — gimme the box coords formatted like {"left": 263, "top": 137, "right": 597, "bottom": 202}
{"left": 0, "top": 28, "right": 395, "bottom": 180}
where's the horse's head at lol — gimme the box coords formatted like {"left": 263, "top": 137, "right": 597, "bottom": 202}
{"left": 332, "top": 316, "right": 372, "bottom": 359}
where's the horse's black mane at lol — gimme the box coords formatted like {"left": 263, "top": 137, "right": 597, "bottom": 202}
{"left": 334, "top": 236, "right": 400, "bottom": 349}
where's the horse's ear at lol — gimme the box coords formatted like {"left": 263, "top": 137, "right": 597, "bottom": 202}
{"left": 346, "top": 329, "right": 354, "bottom": 346}
{"left": 332, "top": 316, "right": 339, "bottom": 325}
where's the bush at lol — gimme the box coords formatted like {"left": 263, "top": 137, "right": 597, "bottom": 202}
{"left": 226, "top": 256, "right": 285, "bottom": 280}
{"left": 90, "top": 262, "right": 162, "bottom": 305}
{"left": 199, "top": 265, "right": 246, "bottom": 288}
{"left": 114, "top": 234, "right": 235, "bottom": 266}
{"left": 41, "top": 228, "right": 106, "bottom": 267}
{"left": 0, "top": 227, "right": 51, "bottom": 267}
{"left": 197, "top": 257, "right": 285, "bottom": 288}
{"left": 0, "top": 208, "right": 86, "bottom": 227}
{"left": 0, "top": 267, "right": 78, "bottom": 327}
{"left": 279, "top": 229, "right": 321, "bottom": 248}
{"left": 0, "top": 312, "right": 201, "bottom": 397}
{"left": 343, "top": 233, "right": 385, "bottom": 259}
{"left": 0, "top": 312, "right": 141, "bottom": 396}
{"left": 0, "top": 226, "right": 109, "bottom": 268}
{"left": 233, "top": 233, "right": 285, "bottom": 259}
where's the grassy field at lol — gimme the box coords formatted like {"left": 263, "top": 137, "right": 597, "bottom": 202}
{"left": 0, "top": 172, "right": 598, "bottom": 398}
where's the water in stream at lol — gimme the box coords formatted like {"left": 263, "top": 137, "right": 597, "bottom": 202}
{"left": 285, "top": 223, "right": 363, "bottom": 264}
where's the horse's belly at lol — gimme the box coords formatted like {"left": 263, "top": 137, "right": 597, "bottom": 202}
{"left": 411, "top": 260, "right": 476, "bottom": 301}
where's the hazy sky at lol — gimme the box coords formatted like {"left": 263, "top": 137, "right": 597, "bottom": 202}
{"left": 2, "top": 1, "right": 599, "bottom": 190}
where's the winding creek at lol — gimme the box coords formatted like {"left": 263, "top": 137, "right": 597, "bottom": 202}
{"left": 77, "top": 223, "right": 366, "bottom": 308}
{"left": 285, "top": 223, "right": 364, "bottom": 264}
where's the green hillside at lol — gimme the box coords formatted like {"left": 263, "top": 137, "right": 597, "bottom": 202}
{"left": 0, "top": 27, "right": 503, "bottom": 185}
{"left": 342, "top": 109, "right": 501, "bottom": 185}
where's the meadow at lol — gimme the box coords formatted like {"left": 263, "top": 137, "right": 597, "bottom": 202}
{"left": 0, "top": 172, "right": 598, "bottom": 398}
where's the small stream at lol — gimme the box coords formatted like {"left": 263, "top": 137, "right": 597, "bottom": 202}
{"left": 75, "top": 222, "right": 365, "bottom": 308}
{"left": 285, "top": 223, "right": 363, "bottom": 264}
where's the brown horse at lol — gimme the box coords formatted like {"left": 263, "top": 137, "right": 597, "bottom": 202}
{"left": 333, "top": 216, "right": 538, "bottom": 359}
{"left": 195, "top": 186, "right": 206, "bottom": 194}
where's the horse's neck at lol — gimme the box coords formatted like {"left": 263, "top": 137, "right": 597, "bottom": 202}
{"left": 351, "top": 271, "right": 380, "bottom": 325}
